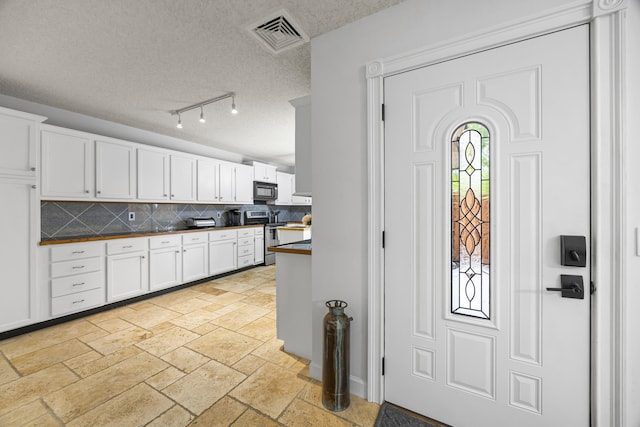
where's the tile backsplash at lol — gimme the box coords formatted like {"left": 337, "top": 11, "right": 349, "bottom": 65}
{"left": 41, "top": 202, "right": 311, "bottom": 240}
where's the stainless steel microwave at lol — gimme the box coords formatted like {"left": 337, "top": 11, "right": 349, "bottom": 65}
{"left": 253, "top": 181, "right": 278, "bottom": 202}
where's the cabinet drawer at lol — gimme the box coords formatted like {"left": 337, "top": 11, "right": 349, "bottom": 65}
{"left": 238, "top": 237, "right": 253, "bottom": 247}
{"left": 51, "top": 257, "right": 103, "bottom": 278}
{"left": 209, "top": 229, "right": 237, "bottom": 242}
{"left": 149, "top": 235, "right": 181, "bottom": 249}
{"left": 51, "top": 271, "right": 104, "bottom": 297}
{"left": 238, "top": 254, "right": 254, "bottom": 268}
{"left": 253, "top": 227, "right": 264, "bottom": 236}
{"left": 182, "top": 232, "right": 208, "bottom": 245}
{"left": 238, "top": 245, "right": 254, "bottom": 257}
{"left": 237, "top": 228, "right": 254, "bottom": 238}
{"left": 51, "top": 287, "right": 104, "bottom": 317}
{"left": 51, "top": 242, "right": 103, "bottom": 262}
{"left": 107, "top": 238, "right": 147, "bottom": 255}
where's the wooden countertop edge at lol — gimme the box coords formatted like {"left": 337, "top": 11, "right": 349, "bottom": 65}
{"left": 39, "top": 225, "right": 264, "bottom": 246}
{"left": 268, "top": 246, "right": 312, "bottom": 255}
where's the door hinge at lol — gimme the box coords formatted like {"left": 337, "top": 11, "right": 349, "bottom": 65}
{"left": 381, "top": 104, "right": 385, "bottom": 121}
{"left": 382, "top": 357, "right": 385, "bottom": 375}
{"left": 591, "top": 281, "right": 596, "bottom": 295}
{"left": 382, "top": 231, "right": 385, "bottom": 249}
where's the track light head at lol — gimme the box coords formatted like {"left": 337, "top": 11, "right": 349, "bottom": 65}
{"left": 231, "top": 97, "right": 238, "bottom": 115}
{"left": 199, "top": 105, "right": 206, "bottom": 123}
{"left": 176, "top": 113, "right": 183, "bottom": 129}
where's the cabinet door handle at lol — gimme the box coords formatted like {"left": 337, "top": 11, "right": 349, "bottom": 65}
{"left": 72, "top": 282, "right": 85, "bottom": 287}
{"left": 163, "top": 194, "right": 167, "bottom": 197}
{"left": 85, "top": 190, "right": 90, "bottom": 193}
{"left": 176, "top": 250, "right": 180, "bottom": 253}
{"left": 97, "top": 190, "right": 101, "bottom": 194}
{"left": 183, "top": 249, "right": 187, "bottom": 252}
{"left": 171, "top": 194, "right": 175, "bottom": 197}
{"left": 30, "top": 167, "right": 36, "bottom": 171}
{"left": 141, "top": 256, "right": 146, "bottom": 259}
{"left": 72, "top": 265, "right": 85, "bottom": 269}
{"left": 31, "top": 185, "right": 36, "bottom": 189}
{"left": 72, "top": 299, "right": 85, "bottom": 304}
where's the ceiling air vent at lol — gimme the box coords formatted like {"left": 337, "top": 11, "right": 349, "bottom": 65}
{"left": 249, "top": 10, "right": 309, "bottom": 54}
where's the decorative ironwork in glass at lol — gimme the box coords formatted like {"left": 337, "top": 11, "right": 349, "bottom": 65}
{"left": 451, "top": 122, "right": 490, "bottom": 319}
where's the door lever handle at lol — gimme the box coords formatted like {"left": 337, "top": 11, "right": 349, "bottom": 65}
{"left": 546, "top": 284, "right": 580, "bottom": 293}
{"left": 569, "top": 250, "right": 581, "bottom": 262}
{"left": 546, "top": 275, "right": 585, "bottom": 299}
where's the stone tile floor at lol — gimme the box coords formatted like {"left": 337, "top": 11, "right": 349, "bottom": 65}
{"left": 0, "top": 266, "right": 380, "bottom": 426}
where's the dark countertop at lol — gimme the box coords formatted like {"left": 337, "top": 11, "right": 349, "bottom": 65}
{"left": 267, "top": 239, "right": 312, "bottom": 255}
{"left": 39, "top": 224, "right": 264, "bottom": 246}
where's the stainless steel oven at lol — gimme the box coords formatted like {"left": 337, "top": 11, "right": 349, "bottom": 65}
{"left": 264, "top": 224, "right": 280, "bottom": 265}
{"left": 243, "top": 210, "right": 282, "bottom": 265}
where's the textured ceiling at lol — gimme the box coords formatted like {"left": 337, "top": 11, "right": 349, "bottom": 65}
{"left": 0, "top": 0, "right": 404, "bottom": 167}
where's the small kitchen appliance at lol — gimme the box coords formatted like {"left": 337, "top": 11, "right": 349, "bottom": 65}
{"left": 186, "top": 217, "right": 216, "bottom": 228}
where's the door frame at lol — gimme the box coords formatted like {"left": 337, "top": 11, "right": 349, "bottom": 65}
{"left": 366, "top": 1, "right": 628, "bottom": 425}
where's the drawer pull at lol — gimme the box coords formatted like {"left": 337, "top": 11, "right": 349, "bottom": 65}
{"left": 220, "top": 235, "right": 227, "bottom": 238}
{"left": 161, "top": 241, "right": 171, "bottom": 244}
{"left": 183, "top": 249, "right": 187, "bottom": 252}
{"left": 72, "top": 282, "right": 85, "bottom": 287}
{"left": 122, "top": 245, "right": 133, "bottom": 249}
{"left": 192, "top": 238, "right": 200, "bottom": 241}
{"left": 72, "top": 299, "right": 85, "bottom": 304}
{"left": 72, "top": 251, "right": 85, "bottom": 254}
{"left": 72, "top": 265, "right": 85, "bottom": 269}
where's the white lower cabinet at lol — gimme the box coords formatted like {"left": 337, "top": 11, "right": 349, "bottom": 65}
{"left": 254, "top": 234, "right": 265, "bottom": 265}
{"left": 31, "top": 226, "right": 268, "bottom": 333}
{"left": 106, "top": 238, "right": 148, "bottom": 302}
{"left": 48, "top": 241, "right": 105, "bottom": 318}
{"left": 237, "top": 228, "right": 255, "bottom": 268}
{"left": 182, "top": 232, "right": 209, "bottom": 282}
{"left": 209, "top": 230, "right": 237, "bottom": 275}
{"left": 149, "top": 235, "right": 182, "bottom": 291}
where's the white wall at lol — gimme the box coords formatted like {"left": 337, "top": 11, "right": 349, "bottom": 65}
{"left": 309, "top": 0, "right": 616, "bottom": 399}
{"left": 625, "top": 0, "right": 640, "bottom": 424}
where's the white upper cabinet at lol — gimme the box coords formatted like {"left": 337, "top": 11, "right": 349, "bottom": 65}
{"left": 197, "top": 158, "right": 220, "bottom": 202}
{"left": 41, "top": 126, "right": 94, "bottom": 199}
{"left": 137, "top": 147, "right": 170, "bottom": 201}
{"left": 219, "top": 161, "right": 235, "bottom": 203}
{"left": 252, "top": 161, "right": 277, "bottom": 183}
{"left": 0, "top": 107, "right": 45, "bottom": 178}
{"left": 234, "top": 163, "right": 254, "bottom": 204}
{"left": 95, "top": 139, "right": 136, "bottom": 199}
{"left": 275, "top": 171, "right": 293, "bottom": 205}
{"left": 170, "top": 154, "right": 197, "bottom": 201}
{"left": 196, "top": 158, "right": 238, "bottom": 204}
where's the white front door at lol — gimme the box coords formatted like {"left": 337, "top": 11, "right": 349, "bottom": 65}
{"left": 384, "top": 26, "right": 590, "bottom": 426}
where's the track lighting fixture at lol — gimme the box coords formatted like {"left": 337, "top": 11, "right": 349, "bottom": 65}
{"left": 231, "top": 97, "right": 238, "bottom": 114}
{"left": 170, "top": 91, "right": 237, "bottom": 129}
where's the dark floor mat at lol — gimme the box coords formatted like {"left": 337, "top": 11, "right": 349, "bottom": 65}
{"left": 374, "top": 402, "right": 442, "bottom": 427}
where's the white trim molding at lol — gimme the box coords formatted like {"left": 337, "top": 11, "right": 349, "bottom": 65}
{"left": 366, "top": 1, "right": 628, "bottom": 424}
{"left": 590, "top": 8, "right": 627, "bottom": 426}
